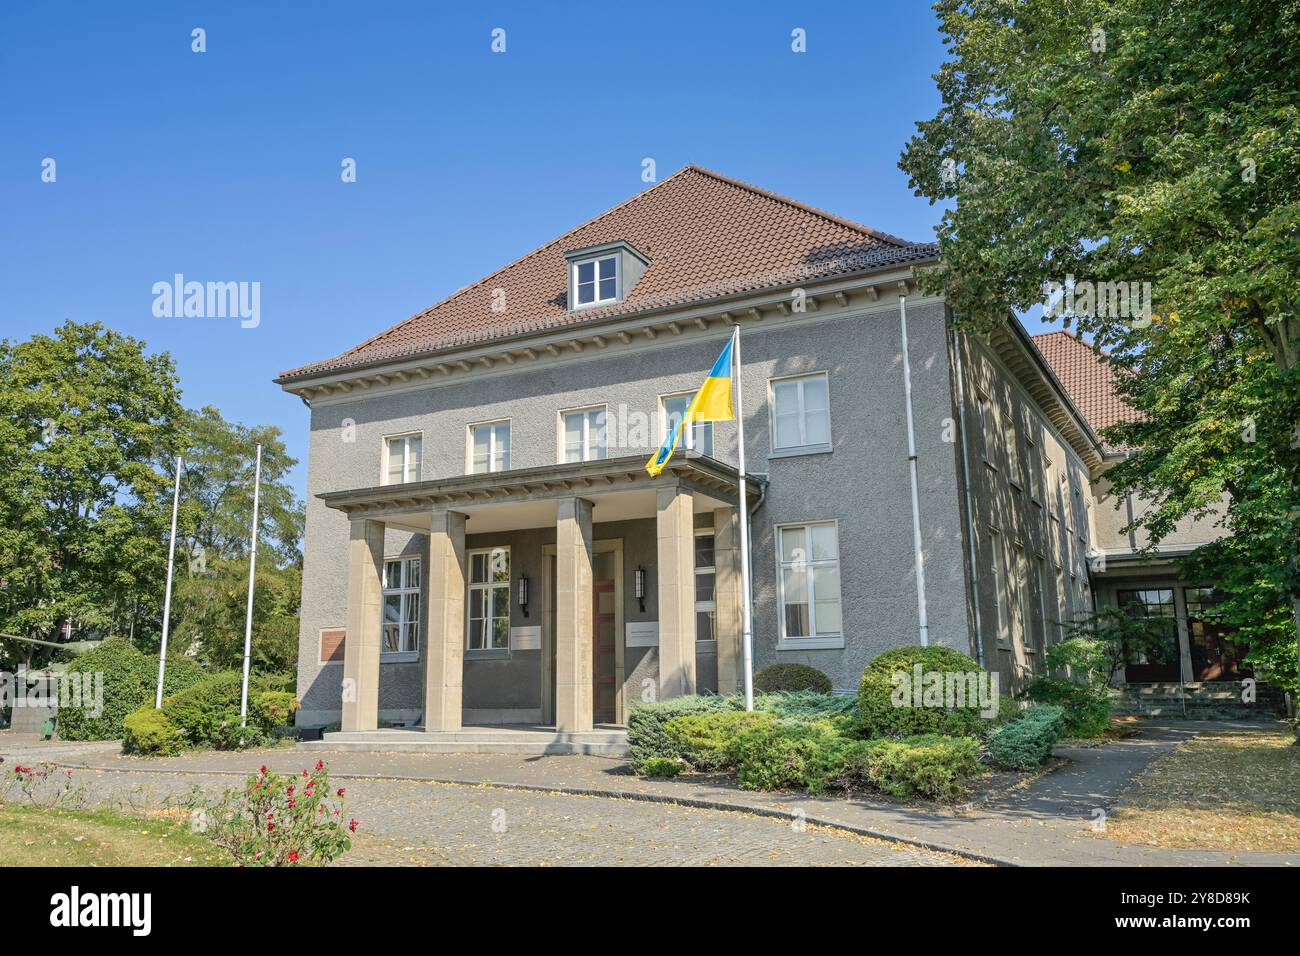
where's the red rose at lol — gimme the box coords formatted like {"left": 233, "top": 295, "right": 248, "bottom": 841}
{"left": 337, "top": 787, "right": 345, "bottom": 796}
{"left": 288, "top": 851, "right": 299, "bottom": 863}
{"left": 315, "top": 760, "right": 324, "bottom": 771}
{"left": 260, "top": 765, "right": 268, "bottom": 775}
{"left": 349, "top": 819, "right": 359, "bottom": 833}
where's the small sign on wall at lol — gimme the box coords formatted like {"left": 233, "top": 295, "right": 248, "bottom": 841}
{"left": 510, "top": 625, "right": 542, "bottom": 650}
{"left": 626, "top": 621, "right": 659, "bottom": 647}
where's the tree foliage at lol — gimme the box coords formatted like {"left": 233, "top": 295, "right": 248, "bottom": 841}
{"left": 901, "top": 0, "right": 1300, "bottom": 679}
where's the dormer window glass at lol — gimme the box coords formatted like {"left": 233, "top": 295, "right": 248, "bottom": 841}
{"left": 574, "top": 255, "right": 618, "bottom": 307}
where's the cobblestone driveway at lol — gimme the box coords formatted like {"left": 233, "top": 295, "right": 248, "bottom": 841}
{"left": 71, "top": 769, "right": 967, "bottom": 867}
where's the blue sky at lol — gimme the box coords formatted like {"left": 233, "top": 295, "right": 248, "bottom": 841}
{"left": 1, "top": 1, "right": 1050, "bottom": 500}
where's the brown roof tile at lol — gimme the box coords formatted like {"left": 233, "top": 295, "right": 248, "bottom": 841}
{"left": 279, "top": 165, "right": 936, "bottom": 380}
{"left": 1032, "top": 331, "right": 1139, "bottom": 436}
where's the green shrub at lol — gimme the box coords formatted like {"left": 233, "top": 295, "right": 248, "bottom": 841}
{"left": 250, "top": 691, "right": 299, "bottom": 735}
{"left": 844, "top": 734, "right": 984, "bottom": 799}
{"left": 856, "top": 645, "right": 991, "bottom": 738}
{"left": 750, "top": 690, "right": 857, "bottom": 724}
{"left": 731, "top": 721, "right": 857, "bottom": 793}
{"left": 57, "top": 639, "right": 205, "bottom": 741}
{"left": 122, "top": 707, "right": 186, "bottom": 756}
{"left": 1023, "top": 676, "right": 1112, "bottom": 738}
{"left": 666, "top": 711, "right": 777, "bottom": 771}
{"left": 626, "top": 695, "right": 730, "bottom": 769}
{"left": 987, "top": 704, "right": 1066, "bottom": 770}
{"left": 160, "top": 672, "right": 299, "bottom": 750}
{"left": 753, "top": 664, "right": 833, "bottom": 694}
{"left": 638, "top": 757, "right": 685, "bottom": 778}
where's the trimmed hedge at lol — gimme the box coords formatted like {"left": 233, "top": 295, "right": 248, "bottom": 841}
{"left": 844, "top": 734, "right": 984, "bottom": 798}
{"left": 1023, "top": 676, "right": 1111, "bottom": 738}
{"left": 626, "top": 695, "right": 730, "bottom": 769}
{"left": 123, "top": 673, "right": 300, "bottom": 754}
{"left": 122, "top": 708, "right": 186, "bottom": 756}
{"left": 987, "top": 704, "right": 1066, "bottom": 770}
{"left": 753, "top": 664, "right": 832, "bottom": 694}
{"left": 666, "top": 710, "right": 777, "bottom": 771}
{"left": 57, "top": 638, "right": 205, "bottom": 741}
{"left": 857, "top": 645, "right": 991, "bottom": 738}
{"left": 731, "top": 720, "right": 854, "bottom": 793}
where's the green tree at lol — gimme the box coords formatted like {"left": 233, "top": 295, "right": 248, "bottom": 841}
{"left": 0, "top": 321, "right": 183, "bottom": 658}
{"left": 900, "top": 0, "right": 1300, "bottom": 681}
{"left": 175, "top": 406, "right": 303, "bottom": 569}
{"left": 170, "top": 558, "right": 301, "bottom": 674}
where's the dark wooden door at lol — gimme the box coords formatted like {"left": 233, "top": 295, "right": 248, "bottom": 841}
{"left": 592, "top": 552, "right": 617, "bottom": 724}
{"left": 1186, "top": 587, "right": 1249, "bottom": 681}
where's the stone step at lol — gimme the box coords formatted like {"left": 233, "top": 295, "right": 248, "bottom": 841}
{"left": 299, "top": 727, "right": 630, "bottom": 757}
{"left": 298, "top": 738, "right": 629, "bottom": 757}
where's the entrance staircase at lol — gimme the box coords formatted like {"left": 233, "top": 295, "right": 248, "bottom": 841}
{"left": 1113, "top": 681, "right": 1290, "bottom": 720}
{"left": 298, "top": 724, "right": 629, "bottom": 757}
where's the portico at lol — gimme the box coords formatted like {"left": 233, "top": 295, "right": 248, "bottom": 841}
{"left": 320, "top": 455, "right": 757, "bottom": 734}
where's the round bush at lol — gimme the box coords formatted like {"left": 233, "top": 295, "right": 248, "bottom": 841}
{"left": 856, "top": 645, "right": 990, "bottom": 738}
{"left": 987, "top": 704, "right": 1066, "bottom": 770}
{"left": 122, "top": 707, "right": 185, "bottom": 756}
{"left": 753, "top": 664, "right": 832, "bottom": 694}
{"left": 1023, "top": 676, "right": 1112, "bottom": 738}
{"left": 57, "top": 638, "right": 205, "bottom": 741}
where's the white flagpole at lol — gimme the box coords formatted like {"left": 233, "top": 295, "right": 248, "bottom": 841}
{"left": 731, "top": 324, "right": 756, "bottom": 711}
{"left": 239, "top": 443, "right": 263, "bottom": 726}
{"left": 155, "top": 455, "right": 183, "bottom": 709}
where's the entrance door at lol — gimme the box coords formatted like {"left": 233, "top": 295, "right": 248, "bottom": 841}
{"left": 1118, "top": 588, "right": 1182, "bottom": 682}
{"left": 1185, "top": 587, "right": 1248, "bottom": 681}
{"left": 592, "top": 551, "right": 617, "bottom": 724}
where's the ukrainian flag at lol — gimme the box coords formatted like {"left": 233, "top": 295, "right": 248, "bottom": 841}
{"left": 646, "top": 336, "right": 735, "bottom": 477}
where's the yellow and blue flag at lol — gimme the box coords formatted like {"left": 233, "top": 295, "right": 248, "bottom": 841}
{"left": 646, "top": 336, "right": 734, "bottom": 477}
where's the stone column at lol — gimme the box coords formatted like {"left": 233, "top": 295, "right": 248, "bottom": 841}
{"left": 424, "top": 508, "right": 467, "bottom": 732}
{"left": 342, "top": 518, "right": 384, "bottom": 732}
{"left": 656, "top": 482, "right": 696, "bottom": 699}
{"left": 555, "top": 497, "right": 594, "bottom": 731}
{"left": 713, "top": 506, "right": 743, "bottom": 696}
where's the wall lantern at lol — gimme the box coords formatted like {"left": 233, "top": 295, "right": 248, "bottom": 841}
{"left": 634, "top": 566, "right": 647, "bottom": 613}
{"left": 517, "top": 575, "right": 530, "bottom": 617}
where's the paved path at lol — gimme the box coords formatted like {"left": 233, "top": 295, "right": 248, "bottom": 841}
{"left": 10, "top": 720, "right": 1296, "bottom": 866}
{"left": 41, "top": 767, "right": 966, "bottom": 867}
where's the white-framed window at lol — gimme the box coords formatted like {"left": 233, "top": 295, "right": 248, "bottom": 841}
{"left": 469, "top": 420, "right": 510, "bottom": 475}
{"left": 382, "top": 557, "right": 421, "bottom": 656}
{"left": 1028, "top": 432, "right": 1044, "bottom": 502}
{"left": 776, "top": 522, "right": 843, "bottom": 642}
{"left": 1036, "top": 555, "right": 1051, "bottom": 647}
{"left": 572, "top": 255, "right": 618, "bottom": 307}
{"left": 976, "top": 393, "right": 994, "bottom": 464}
{"left": 1014, "top": 545, "right": 1033, "bottom": 653}
{"left": 467, "top": 547, "right": 510, "bottom": 651}
{"left": 770, "top": 373, "right": 830, "bottom": 453}
{"left": 661, "top": 392, "right": 714, "bottom": 457}
{"left": 694, "top": 529, "right": 716, "bottom": 642}
{"left": 990, "top": 528, "right": 1009, "bottom": 646}
{"left": 384, "top": 433, "right": 422, "bottom": 484}
{"left": 1044, "top": 456, "right": 1056, "bottom": 516}
{"left": 1006, "top": 412, "right": 1022, "bottom": 486}
{"left": 562, "top": 406, "right": 607, "bottom": 463}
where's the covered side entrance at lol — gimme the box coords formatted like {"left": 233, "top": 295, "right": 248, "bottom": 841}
{"left": 319, "top": 454, "right": 757, "bottom": 735}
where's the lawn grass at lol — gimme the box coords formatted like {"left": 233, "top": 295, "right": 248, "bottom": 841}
{"left": 0, "top": 802, "right": 231, "bottom": 866}
{"left": 1098, "top": 728, "right": 1300, "bottom": 852}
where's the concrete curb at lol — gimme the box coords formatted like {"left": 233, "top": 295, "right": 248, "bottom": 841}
{"left": 56, "top": 757, "right": 1014, "bottom": 867}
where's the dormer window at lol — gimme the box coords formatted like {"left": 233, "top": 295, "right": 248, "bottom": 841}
{"left": 564, "top": 241, "right": 649, "bottom": 311}
{"left": 574, "top": 255, "right": 619, "bottom": 307}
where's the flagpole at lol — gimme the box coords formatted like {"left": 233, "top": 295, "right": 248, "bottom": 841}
{"left": 239, "top": 443, "right": 263, "bottom": 726}
{"left": 731, "top": 324, "right": 756, "bottom": 711}
{"left": 155, "top": 455, "right": 183, "bottom": 709}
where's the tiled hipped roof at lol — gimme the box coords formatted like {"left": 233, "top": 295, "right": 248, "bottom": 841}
{"left": 279, "top": 166, "right": 936, "bottom": 380}
{"left": 1032, "top": 331, "right": 1139, "bottom": 437}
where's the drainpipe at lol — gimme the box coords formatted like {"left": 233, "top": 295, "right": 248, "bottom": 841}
{"left": 898, "top": 293, "right": 930, "bottom": 646}
{"left": 951, "top": 328, "right": 985, "bottom": 667}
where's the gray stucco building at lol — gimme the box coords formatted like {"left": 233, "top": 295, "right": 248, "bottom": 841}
{"left": 276, "top": 165, "right": 1234, "bottom": 734}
